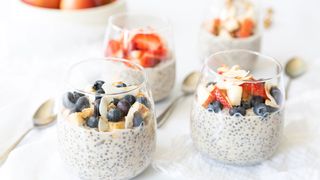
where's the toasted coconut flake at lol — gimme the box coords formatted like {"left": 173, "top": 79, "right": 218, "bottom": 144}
{"left": 265, "top": 83, "right": 279, "bottom": 108}
{"left": 98, "top": 117, "right": 109, "bottom": 132}
{"left": 81, "top": 108, "right": 93, "bottom": 119}
{"left": 109, "top": 121, "right": 125, "bottom": 131}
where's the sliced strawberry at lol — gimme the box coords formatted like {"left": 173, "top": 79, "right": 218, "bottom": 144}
{"left": 211, "top": 18, "right": 221, "bottom": 36}
{"left": 198, "top": 84, "right": 216, "bottom": 108}
{"left": 236, "top": 18, "right": 255, "bottom": 38}
{"left": 241, "top": 82, "right": 267, "bottom": 99}
{"left": 105, "top": 40, "right": 123, "bottom": 57}
{"left": 130, "top": 33, "right": 163, "bottom": 52}
{"left": 212, "top": 87, "right": 232, "bottom": 109}
{"left": 138, "top": 52, "right": 161, "bottom": 68}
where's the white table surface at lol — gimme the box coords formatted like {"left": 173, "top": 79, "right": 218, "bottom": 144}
{"left": 0, "top": 0, "right": 320, "bottom": 179}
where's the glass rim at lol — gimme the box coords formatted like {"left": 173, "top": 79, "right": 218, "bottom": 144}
{"left": 108, "top": 12, "right": 172, "bottom": 33}
{"left": 66, "top": 57, "right": 147, "bottom": 96}
{"left": 204, "top": 49, "right": 283, "bottom": 83}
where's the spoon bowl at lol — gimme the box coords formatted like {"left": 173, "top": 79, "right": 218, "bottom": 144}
{"left": 284, "top": 57, "right": 307, "bottom": 99}
{"left": 0, "top": 99, "right": 57, "bottom": 164}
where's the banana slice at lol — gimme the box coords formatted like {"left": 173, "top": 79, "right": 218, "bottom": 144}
{"left": 227, "top": 85, "right": 242, "bottom": 106}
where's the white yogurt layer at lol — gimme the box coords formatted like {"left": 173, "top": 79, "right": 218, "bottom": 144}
{"left": 190, "top": 102, "right": 283, "bottom": 165}
{"left": 145, "top": 59, "right": 176, "bottom": 102}
{"left": 57, "top": 117, "right": 156, "bottom": 180}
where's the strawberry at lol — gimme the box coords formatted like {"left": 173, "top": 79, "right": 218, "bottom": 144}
{"left": 105, "top": 40, "right": 123, "bottom": 57}
{"left": 241, "top": 82, "right": 267, "bottom": 100}
{"left": 211, "top": 18, "right": 221, "bottom": 36}
{"left": 138, "top": 52, "right": 161, "bottom": 68}
{"left": 198, "top": 84, "right": 216, "bottom": 108}
{"left": 130, "top": 33, "right": 163, "bottom": 52}
{"left": 236, "top": 18, "right": 255, "bottom": 38}
{"left": 212, "top": 87, "right": 232, "bottom": 109}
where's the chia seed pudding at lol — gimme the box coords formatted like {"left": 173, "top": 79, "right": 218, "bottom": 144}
{"left": 58, "top": 79, "right": 156, "bottom": 179}
{"left": 191, "top": 64, "right": 284, "bottom": 165}
{"left": 199, "top": 0, "right": 261, "bottom": 65}
{"left": 105, "top": 29, "right": 175, "bottom": 102}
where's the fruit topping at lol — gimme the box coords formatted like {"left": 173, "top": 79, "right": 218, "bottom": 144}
{"left": 229, "top": 106, "right": 246, "bottom": 116}
{"left": 63, "top": 92, "right": 77, "bottom": 109}
{"left": 226, "top": 85, "right": 242, "bottom": 106}
{"left": 109, "top": 121, "right": 125, "bottom": 131}
{"left": 250, "top": 96, "right": 265, "bottom": 107}
{"left": 86, "top": 116, "right": 99, "bottom": 128}
{"left": 96, "top": 88, "right": 105, "bottom": 94}
{"left": 130, "top": 33, "right": 163, "bottom": 53}
{"left": 212, "top": 87, "right": 232, "bottom": 109}
{"left": 107, "top": 108, "right": 123, "bottom": 122}
{"left": 93, "top": 98, "right": 101, "bottom": 116}
{"left": 241, "top": 82, "right": 267, "bottom": 99}
{"left": 117, "top": 99, "right": 131, "bottom": 115}
{"left": 207, "top": 101, "right": 223, "bottom": 113}
{"left": 240, "top": 100, "right": 251, "bottom": 109}
{"left": 124, "top": 95, "right": 136, "bottom": 105}
{"left": 98, "top": 117, "right": 109, "bottom": 132}
{"left": 133, "top": 112, "right": 144, "bottom": 127}
{"left": 136, "top": 96, "right": 151, "bottom": 108}
{"left": 253, "top": 103, "right": 269, "bottom": 117}
{"left": 105, "top": 39, "right": 123, "bottom": 58}
{"left": 270, "top": 86, "right": 282, "bottom": 105}
{"left": 74, "top": 96, "right": 90, "bottom": 112}
{"left": 93, "top": 80, "right": 105, "bottom": 91}
{"left": 125, "top": 102, "right": 150, "bottom": 129}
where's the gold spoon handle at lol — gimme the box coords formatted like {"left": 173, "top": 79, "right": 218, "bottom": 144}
{"left": 157, "top": 94, "right": 187, "bottom": 128}
{"left": 0, "top": 127, "right": 34, "bottom": 164}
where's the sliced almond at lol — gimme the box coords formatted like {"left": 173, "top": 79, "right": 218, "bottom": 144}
{"left": 81, "top": 108, "right": 93, "bottom": 119}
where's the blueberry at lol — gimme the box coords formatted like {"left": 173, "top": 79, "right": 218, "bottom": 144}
{"left": 74, "top": 96, "right": 90, "bottom": 112}
{"left": 95, "top": 95, "right": 102, "bottom": 101}
{"left": 133, "top": 112, "right": 144, "bottom": 127}
{"left": 229, "top": 106, "right": 246, "bottom": 116}
{"left": 107, "top": 108, "right": 123, "bottom": 122}
{"left": 73, "top": 91, "right": 84, "bottom": 101}
{"left": 207, "top": 101, "right": 223, "bottom": 113}
{"left": 124, "top": 95, "right": 136, "bottom": 105}
{"left": 92, "top": 80, "right": 105, "bottom": 91}
{"left": 96, "top": 88, "right": 105, "bottom": 94}
{"left": 250, "top": 96, "right": 265, "bottom": 107}
{"left": 86, "top": 116, "right": 99, "bottom": 128}
{"left": 62, "top": 92, "right": 76, "bottom": 109}
{"left": 93, "top": 98, "right": 101, "bottom": 116}
{"left": 253, "top": 103, "right": 269, "bottom": 117}
{"left": 270, "top": 87, "right": 282, "bottom": 105}
{"left": 117, "top": 99, "right": 131, "bottom": 115}
{"left": 136, "top": 96, "right": 150, "bottom": 108}
{"left": 206, "top": 82, "right": 216, "bottom": 87}
{"left": 241, "top": 100, "right": 251, "bottom": 109}
{"left": 116, "top": 82, "right": 127, "bottom": 88}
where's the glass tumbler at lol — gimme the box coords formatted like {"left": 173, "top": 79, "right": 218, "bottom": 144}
{"left": 191, "top": 50, "right": 285, "bottom": 165}
{"left": 103, "top": 13, "right": 175, "bottom": 102}
{"left": 57, "top": 58, "right": 156, "bottom": 180}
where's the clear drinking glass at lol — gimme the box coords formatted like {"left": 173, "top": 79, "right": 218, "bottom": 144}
{"left": 103, "top": 13, "right": 175, "bottom": 102}
{"left": 198, "top": 0, "right": 262, "bottom": 61}
{"left": 191, "top": 50, "right": 285, "bottom": 165}
{"left": 57, "top": 58, "right": 156, "bottom": 180}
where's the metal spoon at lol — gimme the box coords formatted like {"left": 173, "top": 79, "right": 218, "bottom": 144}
{"left": 157, "top": 71, "right": 202, "bottom": 128}
{"left": 0, "top": 99, "right": 57, "bottom": 164}
{"left": 285, "top": 57, "right": 307, "bottom": 99}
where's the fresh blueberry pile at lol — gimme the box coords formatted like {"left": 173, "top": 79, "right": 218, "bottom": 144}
{"left": 62, "top": 80, "right": 151, "bottom": 130}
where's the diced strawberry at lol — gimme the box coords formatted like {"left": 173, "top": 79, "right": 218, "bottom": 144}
{"left": 212, "top": 87, "right": 232, "bottom": 109}
{"left": 130, "top": 33, "right": 163, "bottom": 52}
{"left": 105, "top": 40, "right": 123, "bottom": 57}
{"left": 236, "top": 18, "right": 255, "bottom": 38}
{"left": 138, "top": 52, "right": 161, "bottom": 68}
{"left": 198, "top": 84, "right": 216, "bottom": 108}
{"left": 241, "top": 82, "right": 267, "bottom": 99}
{"left": 212, "top": 18, "right": 221, "bottom": 36}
